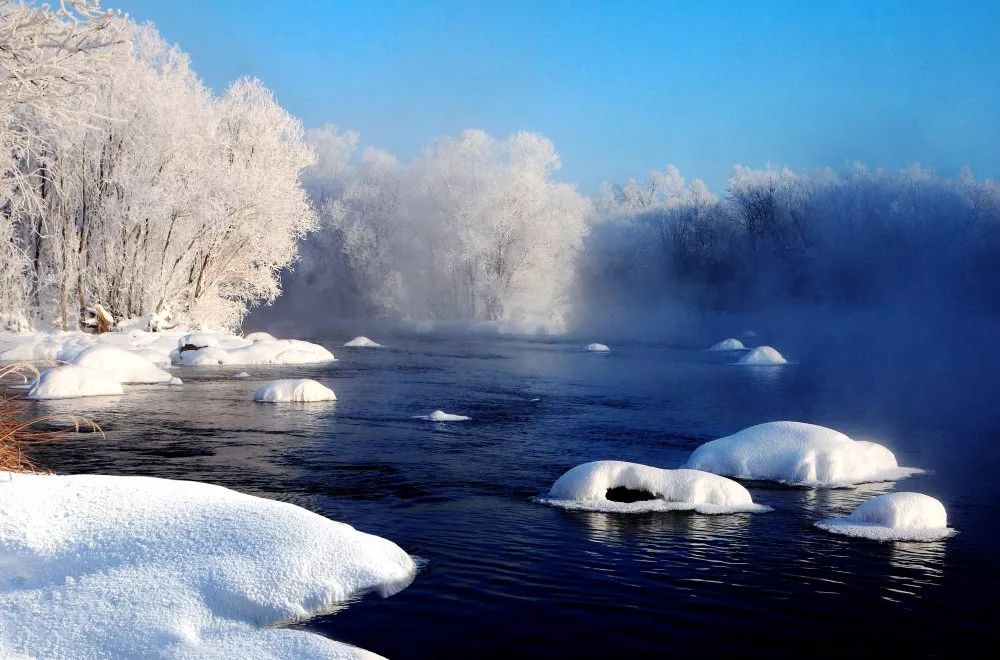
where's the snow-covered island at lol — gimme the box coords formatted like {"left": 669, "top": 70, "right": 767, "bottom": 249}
{"left": 816, "top": 492, "right": 954, "bottom": 542}
{"left": 684, "top": 421, "right": 923, "bottom": 487}
{"left": 0, "top": 472, "right": 417, "bottom": 658}
{"left": 536, "top": 460, "right": 771, "bottom": 514}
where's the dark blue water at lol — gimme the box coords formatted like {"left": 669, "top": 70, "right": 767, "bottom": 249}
{"left": 23, "top": 336, "right": 1000, "bottom": 657}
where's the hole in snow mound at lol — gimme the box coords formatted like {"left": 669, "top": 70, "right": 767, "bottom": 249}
{"left": 605, "top": 486, "right": 658, "bottom": 503}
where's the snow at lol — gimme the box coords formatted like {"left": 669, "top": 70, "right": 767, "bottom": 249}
{"left": 234, "top": 371, "right": 250, "bottom": 378}
{"left": 245, "top": 331, "right": 277, "bottom": 342}
{"left": 536, "top": 461, "right": 770, "bottom": 514}
{"left": 0, "top": 472, "right": 416, "bottom": 658}
{"left": 684, "top": 421, "right": 923, "bottom": 487}
{"left": 583, "top": 343, "right": 610, "bottom": 352}
{"left": 737, "top": 345, "right": 787, "bottom": 365}
{"left": 344, "top": 336, "right": 383, "bottom": 348}
{"left": 816, "top": 492, "right": 954, "bottom": 541}
{"left": 1, "top": 329, "right": 334, "bottom": 368}
{"left": 72, "top": 345, "right": 174, "bottom": 384}
{"left": 27, "top": 365, "right": 124, "bottom": 400}
{"left": 413, "top": 410, "right": 470, "bottom": 422}
{"left": 254, "top": 379, "right": 336, "bottom": 403}
{"left": 710, "top": 338, "right": 746, "bottom": 351}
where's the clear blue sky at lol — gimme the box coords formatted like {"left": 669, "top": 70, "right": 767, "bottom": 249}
{"left": 114, "top": 0, "right": 999, "bottom": 193}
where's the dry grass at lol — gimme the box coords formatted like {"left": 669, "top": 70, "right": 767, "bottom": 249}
{"left": 1, "top": 364, "right": 102, "bottom": 473}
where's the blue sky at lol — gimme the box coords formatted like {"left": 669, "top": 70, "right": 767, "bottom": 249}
{"left": 115, "top": 0, "right": 999, "bottom": 193}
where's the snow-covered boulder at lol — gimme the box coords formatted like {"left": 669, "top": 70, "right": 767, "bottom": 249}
{"left": 234, "top": 371, "right": 250, "bottom": 379}
{"left": 537, "top": 461, "right": 770, "bottom": 514}
{"left": 127, "top": 347, "right": 171, "bottom": 367}
{"left": 816, "top": 492, "right": 954, "bottom": 541}
{"left": 72, "top": 345, "right": 174, "bottom": 384}
{"left": 0, "top": 472, "right": 416, "bottom": 658}
{"left": 684, "top": 421, "right": 922, "bottom": 487}
{"left": 344, "top": 336, "right": 383, "bottom": 348}
{"left": 176, "top": 339, "right": 335, "bottom": 366}
{"left": 583, "top": 343, "right": 610, "bottom": 352}
{"left": 737, "top": 345, "right": 787, "bottom": 365}
{"left": 177, "top": 332, "right": 221, "bottom": 351}
{"left": 253, "top": 379, "right": 336, "bottom": 403}
{"left": 27, "top": 365, "right": 124, "bottom": 400}
{"left": 413, "top": 410, "right": 470, "bottom": 421}
{"left": 244, "top": 331, "right": 277, "bottom": 342}
{"left": 710, "top": 338, "right": 746, "bottom": 351}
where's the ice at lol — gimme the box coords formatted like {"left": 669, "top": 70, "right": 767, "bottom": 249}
{"left": 684, "top": 421, "right": 923, "bottom": 487}
{"left": 253, "top": 379, "right": 336, "bottom": 403}
{"left": 536, "top": 461, "right": 771, "bottom": 514}
{"left": 0, "top": 472, "right": 416, "bottom": 658}
{"left": 26, "top": 365, "right": 124, "bottom": 400}
{"left": 816, "top": 492, "right": 955, "bottom": 541}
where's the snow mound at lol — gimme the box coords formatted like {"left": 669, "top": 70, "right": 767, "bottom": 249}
{"left": 684, "top": 421, "right": 923, "bottom": 487}
{"left": 537, "top": 461, "right": 770, "bottom": 514}
{"left": 710, "top": 338, "right": 746, "bottom": 351}
{"left": 0, "top": 472, "right": 416, "bottom": 658}
{"left": 413, "top": 410, "right": 470, "bottom": 422}
{"left": 178, "top": 332, "right": 221, "bottom": 350}
{"left": 245, "top": 331, "right": 277, "bottom": 342}
{"left": 816, "top": 492, "right": 954, "bottom": 541}
{"left": 737, "top": 345, "right": 787, "bottom": 365}
{"left": 72, "top": 345, "right": 174, "bottom": 384}
{"left": 27, "top": 365, "right": 124, "bottom": 400}
{"left": 127, "top": 347, "right": 171, "bottom": 367}
{"left": 234, "top": 371, "right": 250, "bottom": 379}
{"left": 253, "top": 379, "right": 336, "bottom": 403}
{"left": 344, "top": 336, "right": 383, "bottom": 348}
{"left": 583, "top": 343, "right": 610, "bottom": 352}
{"left": 176, "top": 339, "right": 335, "bottom": 366}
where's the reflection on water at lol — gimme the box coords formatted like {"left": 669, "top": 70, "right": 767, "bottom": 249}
{"left": 8, "top": 336, "right": 996, "bottom": 656}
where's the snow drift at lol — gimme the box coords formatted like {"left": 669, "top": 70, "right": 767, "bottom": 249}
{"left": 0, "top": 472, "right": 416, "bottom": 658}
{"left": 253, "top": 379, "right": 336, "bottom": 403}
{"left": 413, "top": 410, "right": 470, "bottom": 421}
{"left": 816, "top": 492, "right": 954, "bottom": 541}
{"left": 27, "top": 365, "right": 124, "bottom": 400}
{"left": 536, "top": 460, "right": 770, "bottom": 514}
{"left": 684, "top": 421, "right": 922, "bottom": 487}
{"left": 583, "top": 343, "right": 610, "bottom": 352}
{"left": 710, "top": 338, "right": 746, "bottom": 351}
{"left": 737, "top": 346, "right": 787, "bottom": 365}
{"left": 344, "top": 336, "right": 383, "bottom": 348}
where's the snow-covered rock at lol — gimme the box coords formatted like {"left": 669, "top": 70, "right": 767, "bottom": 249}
{"left": 0, "top": 472, "right": 416, "bottom": 658}
{"left": 816, "top": 492, "right": 954, "bottom": 541}
{"left": 72, "top": 345, "right": 174, "bottom": 384}
{"left": 710, "top": 338, "right": 746, "bottom": 351}
{"left": 27, "top": 365, "right": 124, "bottom": 400}
{"left": 344, "top": 336, "right": 383, "bottom": 348}
{"left": 684, "top": 421, "right": 922, "bottom": 487}
{"left": 127, "top": 347, "right": 171, "bottom": 367}
{"left": 234, "top": 371, "right": 250, "bottom": 379}
{"left": 737, "top": 345, "right": 787, "bottom": 365}
{"left": 583, "top": 343, "right": 610, "bottom": 352}
{"left": 245, "top": 331, "right": 277, "bottom": 342}
{"left": 178, "top": 332, "right": 221, "bottom": 350}
{"left": 536, "top": 461, "right": 770, "bottom": 514}
{"left": 253, "top": 379, "right": 336, "bottom": 403}
{"left": 413, "top": 410, "right": 470, "bottom": 422}
{"left": 177, "top": 339, "right": 335, "bottom": 366}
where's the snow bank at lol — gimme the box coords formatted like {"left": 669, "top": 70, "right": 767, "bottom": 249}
{"left": 344, "top": 336, "right": 383, "bottom": 348}
{"left": 710, "top": 338, "right": 746, "bottom": 351}
{"left": 27, "top": 365, "right": 124, "bottom": 400}
{"left": 254, "top": 379, "right": 336, "bottom": 403}
{"left": 537, "top": 461, "right": 770, "bottom": 514}
{"left": 413, "top": 410, "right": 470, "bottom": 421}
{"left": 737, "top": 346, "right": 787, "bottom": 365}
{"left": 0, "top": 472, "right": 416, "bottom": 658}
{"left": 72, "top": 345, "right": 174, "bottom": 384}
{"left": 684, "top": 421, "right": 922, "bottom": 487}
{"left": 245, "top": 331, "right": 277, "bottom": 342}
{"left": 583, "top": 343, "right": 610, "bottom": 352}
{"left": 176, "top": 338, "right": 335, "bottom": 366}
{"left": 816, "top": 492, "right": 954, "bottom": 541}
